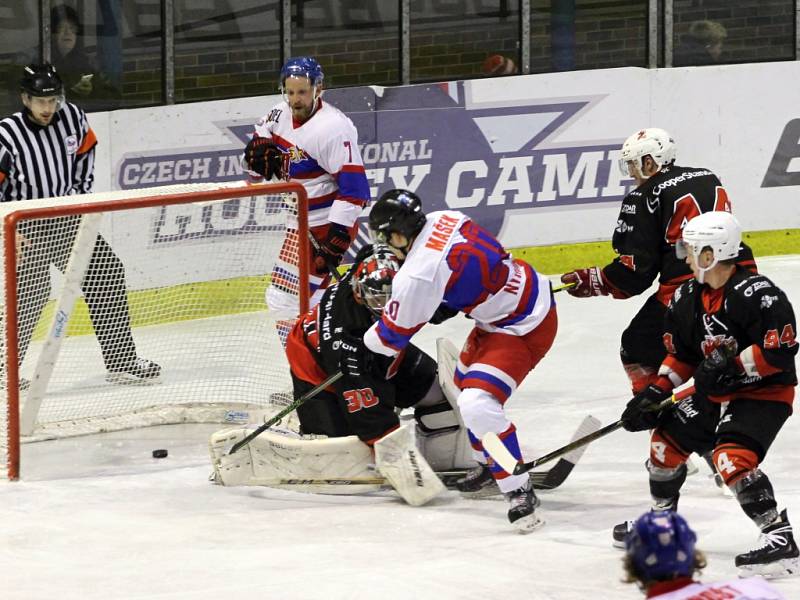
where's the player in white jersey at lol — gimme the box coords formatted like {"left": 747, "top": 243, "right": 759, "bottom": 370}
{"left": 624, "top": 511, "right": 786, "bottom": 599}
{"left": 342, "top": 189, "right": 558, "bottom": 532}
{"left": 242, "top": 57, "right": 370, "bottom": 324}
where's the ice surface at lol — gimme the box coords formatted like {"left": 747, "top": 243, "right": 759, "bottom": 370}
{"left": 3, "top": 255, "right": 800, "bottom": 600}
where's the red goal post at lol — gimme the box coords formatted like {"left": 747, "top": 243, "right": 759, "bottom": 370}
{"left": 1, "top": 182, "right": 308, "bottom": 480}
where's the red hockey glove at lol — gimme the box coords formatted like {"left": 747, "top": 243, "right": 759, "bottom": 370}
{"left": 244, "top": 137, "right": 286, "bottom": 180}
{"left": 561, "top": 267, "right": 610, "bottom": 298}
{"left": 314, "top": 223, "right": 351, "bottom": 272}
{"left": 620, "top": 384, "right": 672, "bottom": 432}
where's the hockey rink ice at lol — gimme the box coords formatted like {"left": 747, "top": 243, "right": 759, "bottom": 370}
{"left": 2, "top": 254, "right": 800, "bottom": 600}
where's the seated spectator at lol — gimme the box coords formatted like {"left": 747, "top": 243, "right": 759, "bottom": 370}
{"left": 50, "top": 4, "right": 120, "bottom": 111}
{"left": 623, "top": 511, "right": 788, "bottom": 599}
{"left": 482, "top": 54, "right": 518, "bottom": 76}
{"left": 674, "top": 20, "right": 727, "bottom": 66}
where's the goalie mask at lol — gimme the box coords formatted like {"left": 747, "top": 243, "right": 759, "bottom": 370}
{"left": 351, "top": 245, "right": 401, "bottom": 315}
{"left": 676, "top": 211, "right": 741, "bottom": 283}
{"left": 618, "top": 128, "right": 676, "bottom": 178}
{"left": 625, "top": 511, "right": 697, "bottom": 582}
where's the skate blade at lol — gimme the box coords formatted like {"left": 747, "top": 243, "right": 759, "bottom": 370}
{"left": 737, "top": 557, "right": 800, "bottom": 579}
{"left": 612, "top": 538, "right": 626, "bottom": 549}
{"left": 512, "top": 513, "right": 545, "bottom": 534}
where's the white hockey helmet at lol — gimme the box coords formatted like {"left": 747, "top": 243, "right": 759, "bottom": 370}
{"left": 677, "top": 211, "right": 742, "bottom": 282}
{"left": 618, "top": 128, "right": 677, "bottom": 176}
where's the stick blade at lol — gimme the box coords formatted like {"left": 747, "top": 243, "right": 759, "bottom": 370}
{"left": 529, "top": 415, "right": 602, "bottom": 489}
{"left": 481, "top": 431, "right": 519, "bottom": 474}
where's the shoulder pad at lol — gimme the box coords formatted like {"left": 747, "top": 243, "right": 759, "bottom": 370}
{"left": 731, "top": 274, "right": 777, "bottom": 299}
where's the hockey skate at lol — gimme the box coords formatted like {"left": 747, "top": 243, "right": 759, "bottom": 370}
{"left": 506, "top": 479, "right": 544, "bottom": 533}
{"left": 612, "top": 520, "right": 636, "bottom": 549}
{"left": 106, "top": 357, "right": 162, "bottom": 384}
{"left": 455, "top": 463, "right": 500, "bottom": 498}
{"left": 613, "top": 498, "right": 678, "bottom": 548}
{"left": 735, "top": 510, "right": 800, "bottom": 579}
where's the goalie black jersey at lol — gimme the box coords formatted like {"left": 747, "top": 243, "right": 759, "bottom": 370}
{"left": 602, "top": 164, "right": 756, "bottom": 303}
{"left": 663, "top": 268, "right": 798, "bottom": 405}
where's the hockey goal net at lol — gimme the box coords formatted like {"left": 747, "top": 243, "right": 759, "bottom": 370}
{"left": 1, "top": 182, "right": 309, "bottom": 480}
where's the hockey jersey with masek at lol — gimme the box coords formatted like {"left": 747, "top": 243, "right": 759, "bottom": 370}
{"left": 646, "top": 576, "right": 786, "bottom": 599}
{"left": 247, "top": 98, "right": 370, "bottom": 229}
{"left": 603, "top": 164, "right": 756, "bottom": 304}
{"left": 364, "top": 210, "right": 554, "bottom": 357}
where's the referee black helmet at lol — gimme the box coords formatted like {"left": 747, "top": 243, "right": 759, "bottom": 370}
{"left": 20, "top": 64, "right": 64, "bottom": 97}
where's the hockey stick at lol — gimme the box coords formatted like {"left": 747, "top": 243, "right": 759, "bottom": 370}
{"left": 307, "top": 231, "right": 342, "bottom": 282}
{"left": 552, "top": 281, "right": 576, "bottom": 293}
{"left": 483, "top": 387, "right": 695, "bottom": 476}
{"left": 227, "top": 371, "right": 343, "bottom": 455}
{"left": 525, "top": 414, "right": 602, "bottom": 490}
{"left": 244, "top": 468, "right": 570, "bottom": 490}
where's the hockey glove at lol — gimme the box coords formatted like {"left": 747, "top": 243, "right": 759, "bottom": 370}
{"left": 314, "top": 223, "right": 351, "bottom": 272}
{"left": 340, "top": 333, "right": 394, "bottom": 381}
{"left": 430, "top": 303, "right": 459, "bottom": 325}
{"left": 694, "top": 343, "right": 746, "bottom": 396}
{"left": 561, "top": 267, "right": 610, "bottom": 298}
{"left": 620, "top": 384, "right": 672, "bottom": 432}
{"left": 244, "top": 137, "right": 286, "bottom": 180}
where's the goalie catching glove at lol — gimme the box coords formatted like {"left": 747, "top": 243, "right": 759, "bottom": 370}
{"left": 620, "top": 384, "right": 672, "bottom": 432}
{"left": 244, "top": 136, "right": 286, "bottom": 180}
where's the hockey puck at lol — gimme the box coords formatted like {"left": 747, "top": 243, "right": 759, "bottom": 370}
{"left": 152, "top": 449, "right": 168, "bottom": 459}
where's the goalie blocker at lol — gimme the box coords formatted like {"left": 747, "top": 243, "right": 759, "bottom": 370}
{"left": 209, "top": 338, "right": 475, "bottom": 504}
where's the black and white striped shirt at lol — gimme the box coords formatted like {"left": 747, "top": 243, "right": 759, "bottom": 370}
{"left": 0, "top": 101, "right": 96, "bottom": 201}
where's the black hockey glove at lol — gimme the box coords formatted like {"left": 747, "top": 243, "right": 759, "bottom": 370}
{"left": 314, "top": 223, "right": 351, "bottom": 272}
{"left": 620, "top": 384, "right": 672, "bottom": 432}
{"left": 244, "top": 137, "right": 285, "bottom": 180}
{"left": 694, "top": 344, "right": 746, "bottom": 397}
{"left": 340, "top": 333, "right": 396, "bottom": 381}
{"left": 430, "top": 303, "right": 459, "bottom": 325}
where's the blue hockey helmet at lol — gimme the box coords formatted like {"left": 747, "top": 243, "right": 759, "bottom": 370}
{"left": 625, "top": 511, "right": 697, "bottom": 582}
{"left": 279, "top": 57, "right": 324, "bottom": 89}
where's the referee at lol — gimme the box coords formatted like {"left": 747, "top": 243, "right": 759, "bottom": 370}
{"left": 0, "top": 64, "right": 160, "bottom": 382}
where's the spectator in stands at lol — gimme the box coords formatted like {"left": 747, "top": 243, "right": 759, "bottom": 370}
{"left": 674, "top": 20, "right": 727, "bottom": 67}
{"left": 482, "top": 54, "right": 518, "bottom": 76}
{"left": 623, "top": 511, "right": 787, "bottom": 599}
{"left": 50, "top": 4, "right": 120, "bottom": 111}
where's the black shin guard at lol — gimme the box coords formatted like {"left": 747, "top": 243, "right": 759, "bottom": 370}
{"left": 647, "top": 460, "right": 687, "bottom": 510}
{"left": 733, "top": 469, "right": 779, "bottom": 529}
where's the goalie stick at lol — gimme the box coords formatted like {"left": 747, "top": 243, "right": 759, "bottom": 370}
{"left": 241, "top": 416, "right": 601, "bottom": 492}
{"left": 226, "top": 371, "right": 343, "bottom": 455}
{"left": 239, "top": 465, "right": 583, "bottom": 491}
{"left": 483, "top": 388, "right": 695, "bottom": 476}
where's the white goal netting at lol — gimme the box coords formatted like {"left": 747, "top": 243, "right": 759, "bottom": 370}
{"left": 0, "top": 182, "right": 308, "bottom": 480}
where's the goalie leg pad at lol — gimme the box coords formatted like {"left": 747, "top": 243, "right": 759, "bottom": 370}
{"left": 209, "top": 427, "right": 380, "bottom": 495}
{"left": 374, "top": 424, "right": 445, "bottom": 506}
{"left": 415, "top": 399, "right": 476, "bottom": 471}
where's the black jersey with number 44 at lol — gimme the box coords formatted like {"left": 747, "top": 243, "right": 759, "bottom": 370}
{"left": 663, "top": 268, "right": 798, "bottom": 404}
{"left": 602, "top": 164, "right": 756, "bottom": 303}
